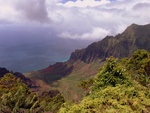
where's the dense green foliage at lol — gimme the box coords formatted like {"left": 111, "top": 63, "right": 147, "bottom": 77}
{"left": 78, "top": 78, "right": 94, "bottom": 89}
{"left": 93, "top": 57, "right": 131, "bottom": 90}
{"left": 59, "top": 50, "right": 150, "bottom": 113}
{"left": 0, "top": 73, "right": 65, "bottom": 113}
{"left": 126, "top": 50, "right": 150, "bottom": 86}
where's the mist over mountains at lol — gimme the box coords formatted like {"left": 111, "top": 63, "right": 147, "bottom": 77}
{"left": 0, "top": 27, "right": 91, "bottom": 72}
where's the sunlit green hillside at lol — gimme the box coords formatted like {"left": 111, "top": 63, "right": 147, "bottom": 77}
{"left": 59, "top": 50, "right": 150, "bottom": 113}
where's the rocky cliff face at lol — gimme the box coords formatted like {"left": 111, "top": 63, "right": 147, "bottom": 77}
{"left": 69, "top": 24, "right": 150, "bottom": 63}
{"left": 69, "top": 36, "right": 114, "bottom": 62}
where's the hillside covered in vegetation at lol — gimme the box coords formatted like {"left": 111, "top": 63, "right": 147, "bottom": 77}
{"left": 0, "top": 49, "right": 150, "bottom": 112}
{"left": 0, "top": 73, "right": 65, "bottom": 113}
{"left": 59, "top": 49, "right": 150, "bottom": 113}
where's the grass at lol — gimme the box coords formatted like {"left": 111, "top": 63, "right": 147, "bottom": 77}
{"left": 51, "top": 59, "right": 104, "bottom": 101}
{"left": 25, "top": 59, "right": 105, "bottom": 101}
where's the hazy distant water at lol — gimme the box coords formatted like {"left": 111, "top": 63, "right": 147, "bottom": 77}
{"left": 0, "top": 26, "right": 92, "bottom": 73}
{"left": 0, "top": 46, "right": 69, "bottom": 73}
{"left": 0, "top": 42, "right": 68, "bottom": 72}
{"left": 0, "top": 41, "right": 90, "bottom": 73}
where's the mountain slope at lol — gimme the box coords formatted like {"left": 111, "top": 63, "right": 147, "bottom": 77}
{"left": 26, "top": 23, "right": 150, "bottom": 101}
{"left": 1, "top": 50, "right": 150, "bottom": 112}
{"left": 0, "top": 67, "right": 38, "bottom": 88}
{"left": 59, "top": 50, "right": 150, "bottom": 113}
{"left": 70, "top": 23, "right": 150, "bottom": 63}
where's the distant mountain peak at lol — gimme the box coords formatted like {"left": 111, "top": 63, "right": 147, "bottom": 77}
{"left": 128, "top": 23, "right": 150, "bottom": 28}
{"left": 69, "top": 23, "right": 150, "bottom": 63}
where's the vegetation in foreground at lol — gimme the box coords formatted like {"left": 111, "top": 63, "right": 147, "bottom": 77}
{"left": 0, "top": 49, "right": 150, "bottom": 113}
{"left": 59, "top": 50, "right": 150, "bottom": 113}
{"left": 0, "top": 73, "right": 65, "bottom": 113}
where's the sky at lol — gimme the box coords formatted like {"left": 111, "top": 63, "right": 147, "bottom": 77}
{"left": 0, "top": 0, "right": 150, "bottom": 72}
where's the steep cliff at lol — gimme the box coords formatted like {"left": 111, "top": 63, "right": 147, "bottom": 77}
{"left": 69, "top": 24, "right": 150, "bottom": 63}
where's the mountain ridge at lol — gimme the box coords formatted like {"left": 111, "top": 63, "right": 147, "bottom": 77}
{"left": 28, "top": 23, "right": 150, "bottom": 81}
{"left": 69, "top": 23, "right": 150, "bottom": 63}
{"left": 0, "top": 67, "right": 37, "bottom": 88}
{"left": 26, "top": 23, "right": 150, "bottom": 100}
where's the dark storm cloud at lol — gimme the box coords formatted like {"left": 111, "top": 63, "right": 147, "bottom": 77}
{"left": 14, "top": 0, "right": 50, "bottom": 23}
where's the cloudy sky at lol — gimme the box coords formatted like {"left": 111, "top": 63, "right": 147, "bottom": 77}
{"left": 0, "top": 0, "right": 150, "bottom": 72}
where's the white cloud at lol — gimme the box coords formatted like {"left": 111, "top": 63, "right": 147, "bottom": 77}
{"left": 58, "top": 0, "right": 110, "bottom": 8}
{"left": 0, "top": 0, "right": 20, "bottom": 23}
{"left": 59, "top": 27, "right": 110, "bottom": 40}
{"left": 53, "top": 0, "right": 150, "bottom": 40}
{"left": 0, "top": 0, "right": 150, "bottom": 40}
